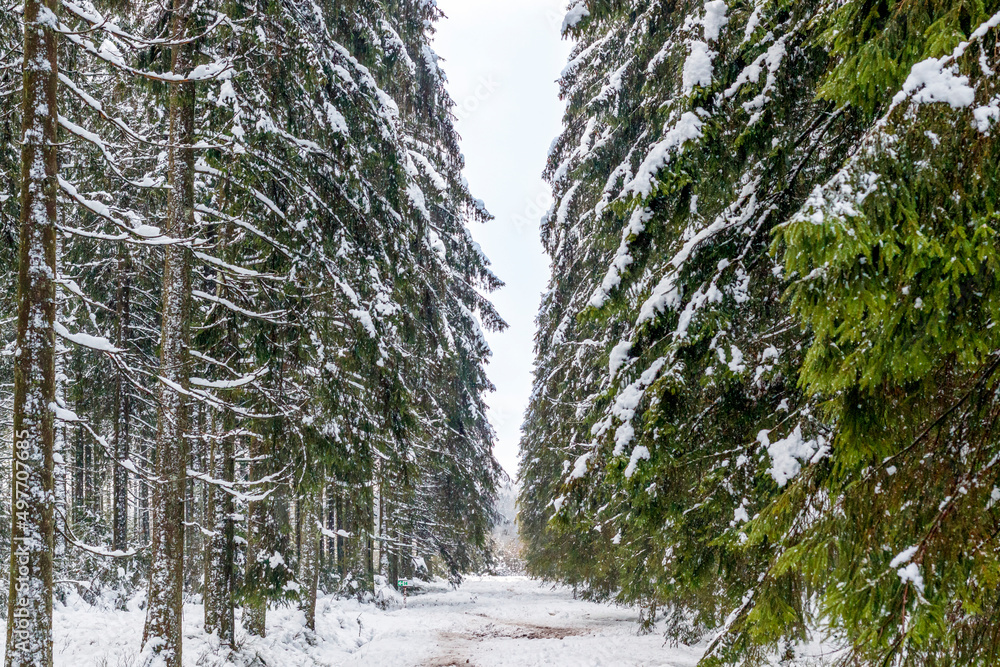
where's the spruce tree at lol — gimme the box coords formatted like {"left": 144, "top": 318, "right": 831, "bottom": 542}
{"left": 765, "top": 4, "right": 1000, "bottom": 664}
{"left": 0, "top": 0, "right": 504, "bottom": 660}
{"left": 523, "top": 1, "right": 852, "bottom": 644}
{"left": 6, "top": 0, "right": 59, "bottom": 664}
{"left": 142, "top": 0, "right": 198, "bottom": 661}
{"left": 523, "top": 0, "right": 1000, "bottom": 664}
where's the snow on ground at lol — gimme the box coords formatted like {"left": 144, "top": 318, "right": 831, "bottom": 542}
{"left": 1, "top": 576, "right": 716, "bottom": 666}
{"left": 341, "top": 577, "right": 705, "bottom": 667}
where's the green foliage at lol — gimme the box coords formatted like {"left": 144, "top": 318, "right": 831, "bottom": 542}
{"left": 524, "top": 0, "right": 1000, "bottom": 664}
{"left": 766, "top": 9, "right": 1000, "bottom": 662}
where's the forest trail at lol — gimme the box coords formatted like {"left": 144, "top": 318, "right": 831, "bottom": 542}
{"left": 20, "top": 575, "right": 700, "bottom": 666}
{"left": 342, "top": 577, "right": 705, "bottom": 667}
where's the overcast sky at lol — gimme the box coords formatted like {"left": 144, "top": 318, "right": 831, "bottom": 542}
{"left": 432, "top": 0, "right": 573, "bottom": 479}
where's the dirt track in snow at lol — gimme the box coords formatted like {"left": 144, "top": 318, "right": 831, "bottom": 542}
{"left": 336, "top": 576, "right": 705, "bottom": 667}
{"left": 422, "top": 616, "right": 583, "bottom": 666}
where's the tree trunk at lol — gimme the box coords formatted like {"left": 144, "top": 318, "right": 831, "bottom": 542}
{"left": 244, "top": 434, "right": 268, "bottom": 637}
{"left": 326, "top": 484, "right": 340, "bottom": 575}
{"left": 5, "top": 0, "right": 59, "bottom": 664}
{"left": 112, "top": 245, "right": 131, "bottom": 553}
{"left": 372, "top": 468, "right": 383, "bottom": 585}
{"left": 184, "top": 412, "right": 202, "bottom": 595}
{"left": 72, "top": 424, "right": 84, "bottom": 526}
{"left": 142, "top": 2, "right": 196, "bottom": 664}
{"left": 203, "top": 431, "right": 235, "bottom": 645}
{"left": 299, "top": 491, "right": 320, "bottom": 632}
{"left": 203, "top": 219, "right": 237, "bottom": 644}
{"left": 138, "top": 451, "right": 150, "bottom": 543}
{"left": 333, "top": 490, "right": 350, "bottom": 583}
{"left": 202, "top": 434, "right": 216, "bottom": 632}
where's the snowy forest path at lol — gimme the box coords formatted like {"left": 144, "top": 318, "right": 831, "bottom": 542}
{"left": 28, "top": 574, "right": 707, "bottom": 665}
{"left": 341, "top": 576, "right": 705, "bottom": 667}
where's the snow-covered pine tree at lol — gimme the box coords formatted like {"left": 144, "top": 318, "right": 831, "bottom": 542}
{"left": 52, "top": 0, "right": 170, "bottom": 610}
{"left": 265, "top": 0, "right": 506, "bottom": 597}
{"left": 381, "top": 0, "right": 506, "bottom": 584}
{"left": 0, "top": 0, "right": 503, "bottom": 658}
{"left": 142, "top": 0, "right": 199, "bottom": 660}
{"left": 188, "top": 0, "right": 503, "bottom": 620}
{"left": 763, "top": 3, "right": 1000, "bottom": 664}
{"left": 523, "top": 0, "right": 854, "bottom": 645}
{"left": 525, "top": 0, "right": 1000, "bottom": 664}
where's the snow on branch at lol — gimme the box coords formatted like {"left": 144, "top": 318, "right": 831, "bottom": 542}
{"left": 54, "top": 320, "right": 122, "bottom": 353}
{"left": 58, "top": 114, "right": 165, "bottom": 190}
{"left": 190, "top": 367, "right": 269, "bottom": 390}
{"left": 60, "top": 1, "right": 230, "bottom": 49}
{"left": 57, "top": 13, "right": 235, "bottom": 85}
{"left": 58, "top": 176, "right": 181, "bottom": 244}
{"left": 192, "top": 289, "right": 286, "bottom": 323}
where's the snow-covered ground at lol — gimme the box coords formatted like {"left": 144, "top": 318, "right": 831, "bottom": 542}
{"left": 337, "top": 577, "right": 705, "bottom": 667}
{"left": 3, "top": 576, "right": 716, "bottom": 666}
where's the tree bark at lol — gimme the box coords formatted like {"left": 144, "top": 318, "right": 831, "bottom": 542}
{"left": 337, "top": 493, "right": 350, "bottom": 581}
{"left": 72, "top": 424, "right": 84, "bottom": 526}
{"left": 5, "top": 0, "right": 58, "bottom": 665}
{"left": 142, "top": 1, "right": 196, "bottom": 664}
{"left": 138, "top": 452, "right": 150, "bottom": 543}
{"left": 299, "top": 491, "right": 320, "bottom": 632}
{"left": 244, "top": 434, "right": 268, "bottom": 637}
{"left": 202, "top": 223, "right": 236, "bottom": 645}
{"left": 203, "top": 430, "right": 235, "bottom": 645}
{"left": 326, "top": 484, "right": 340, "bottom": 574}
{"left": 372, "top": 466, "right": 384, "bottom": 586}
{"left": 112, "top": 245, "right": 131, "bottom": 553}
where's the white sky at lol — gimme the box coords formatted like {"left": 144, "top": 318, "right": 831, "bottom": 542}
{"left": 433, "top": 0, "right": 573, "bottom": 479}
